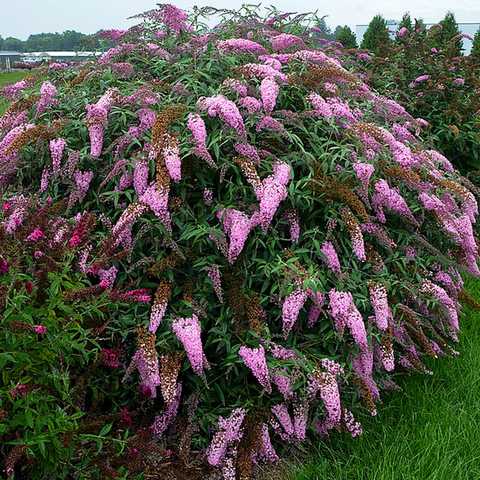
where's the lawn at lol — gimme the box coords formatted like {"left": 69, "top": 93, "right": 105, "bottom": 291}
{"left": 276, "top": 277, "right": 480, "bottom": 480}
{"left": 0, "top": 70, "right": 28, "bottom": 114}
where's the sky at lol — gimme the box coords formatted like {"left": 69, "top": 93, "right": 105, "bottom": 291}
{"left": 2, "top": 0, "right": 480, "bottom": 39}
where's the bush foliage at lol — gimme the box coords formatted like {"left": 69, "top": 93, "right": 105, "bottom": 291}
{"left": 0, "top": 4, "right": 478, "bottom": 479}
{"left": 354, "top": 18, "right": 480, "bottom": 173}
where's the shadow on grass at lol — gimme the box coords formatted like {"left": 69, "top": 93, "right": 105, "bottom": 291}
{"left": 267, "top": 278, "right": 480, "bottom": 480}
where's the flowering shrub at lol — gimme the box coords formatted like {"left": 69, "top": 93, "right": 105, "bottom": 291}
{"left": 1, "top": 4, "right": 479, "bottom": 479}
{"left": 350, "top": 20, "right": 480, "bottom": 173}
{"left": 0, "top": 202, "right": 175, "bottom": 478}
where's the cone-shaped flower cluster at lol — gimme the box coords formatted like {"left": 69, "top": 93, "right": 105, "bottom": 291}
{"left": 172, "top": 315, "right": 206, "bottom": 375}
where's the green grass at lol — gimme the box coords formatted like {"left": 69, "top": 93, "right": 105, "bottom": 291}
{"left": 0, "top": 70, "right": 27, "bottom": 88}
{"left": 276, "top": 277, "right": 480, "bottom": 480}
{"left": 0, "top": 70, "right": 28, "bottom": 114}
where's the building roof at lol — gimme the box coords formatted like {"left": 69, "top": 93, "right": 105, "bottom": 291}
{"left": 0, "top": 51, "right": 21, "bottom": 56}
{"left": 25, "top": 51, "right": 100, "bottom": 57}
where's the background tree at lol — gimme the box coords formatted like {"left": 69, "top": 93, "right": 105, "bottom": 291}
{"left": 335, "top": 25, "right": 357, "bottom": 48}
{"left": 0, "top": 30, "right": 101, "bottom": 52}
{"left": 361, "top": 15, "right": 391, "bottom": 54}
{"left": 2, "top": 37, "right": 24, "bottom": 52}
{"left": 24, "top": 31, "right": 89, "bottom": 52}
{"left": 471, "top": 27, "right": 480, "bottom": 58}
{"left": 61, "top": 30, "right": 86, "bottom": 50}
{"left": 430, "top": 12, "right": 462, "bottom": 56}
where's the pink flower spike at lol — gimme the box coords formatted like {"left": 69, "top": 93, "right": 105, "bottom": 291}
{"left": 318, "top": 371, "right": 342, "bottom": 429}
{"left": 293, "top": 401, "right": 309, "bottom": 441}
{"left": 282, "top": 288, "right": 307, "bottom": 337}
{"left": 270, "top": 33, "right": 304, "bottom": 51}
{"left": 272, "top": 372, "right": 293, "bottom": 400}
{"left": 26, "top": 228, "right": 44, "bottom": 242}
{"left": 260, "top": 77, "right": 280, "bottom": 114}
{"left": 284, "top": 209, "right": 300, "bottom": 242}
{"left": 320, "top": 241, "right": 341, "bottom": 274}
{"left": 353, "top": 348, "right": 380, "bottom": 408}
{"left": 139, "top": 184, "right": 171, "bottom": 232}
{"left": 151, "top": 383, "right": 182, "bottom": 438}
{"left": 124, "top": 334, "right": 160, "bottom": 399}
{"left": 343, "top": 409, "right": 363, "bottom": 437}
{"left": 49, "top": 138, "right": 66, "bottom": 176}
{"left": 133, "top": 159, "right": 149, "bottom": 196}
{"left": 207, "top": 408, "right": 246, "bottom": 466}
{"left": 217, "top": 38, "right": 266, "bottom": 55}
{"left": 217, "top": 208, "right": 254, "bottom": 263}
{"left": 420, "top": 280, "right": 459, "bottom": 340}
{"left": 368, "top": 283, "right": 391, "bottom": 331}
{"left": 98, "top": 266, "right": 118, "bottom": 289}
{"left": 271, "top": 403, "right": 294, "bottom": 439}
{"left": 36, "top": 81, "right": 57, "bottom": 115}
{"left": 239, "top": 96, "right": 262, "bottom": 114}
{"left": 353, "top": 162, "right": 374, "bottom": 190}
{"left": 172, "top": 315, "right": 206, "bottom": 375}
{"left": 328, "top": 289, "right": 368, "bottom": 350}
{"left": 254, "top": 161, "right": 290, "bottom": 231}
{"left": 239, "top": 345, "right": 272, "bottom": 392}
{"left": 207, "top": 265, "right": 223, "bottom": 303}
{"left": 163, "top": 136, "right": 181, "bottom": 182}
{"left": 197, "top": 95, "right": 245, "bottom": 137}
{"left": 0, "top": 259, "right": 9, "bottom": 274}
{"left": 101, "top": 348, "right": 120, "bottom": 368}
{"left": 257, "top": 423, "right": 279, "bottom": 463}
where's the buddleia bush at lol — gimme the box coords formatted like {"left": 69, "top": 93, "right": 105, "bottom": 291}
{"left": 1, "top": 4, "right": 479, "bottom": 479}
{"left": 351, "top": 19, "right": 480, "bottom": 173}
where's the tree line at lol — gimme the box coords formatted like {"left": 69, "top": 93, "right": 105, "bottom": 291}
{"left": 0, "top": 31, "right": 107, "bottom": 52}
{"left": 315, "top": 12, "right": 480, "bottom": 57}
{"left": 359, "top": 12, "right": 480, "bottom": 57}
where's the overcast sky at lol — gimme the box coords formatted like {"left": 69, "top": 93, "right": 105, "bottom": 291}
{"left": 3, "top": 0, "right": 480, "bottom": 39}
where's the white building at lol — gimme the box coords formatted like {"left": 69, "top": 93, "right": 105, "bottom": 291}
{"left": 22, "top": 51, "right": 100, "bottom": 63}
{"left": 0, "top": 51, "right": 22, "bottom": 70}
{"left": 356, "top": 21, "right": 479, "bottom": 54}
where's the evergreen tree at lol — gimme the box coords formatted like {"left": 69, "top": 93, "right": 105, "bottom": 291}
{"left": 361, "top": 15, "right": 391, "bottom": 54}
{"left": 335, "top": 25, "right": 357, "bottom": 48}
{"left": 471, "top": 27, "right": 480, "bottom": 58}
{"left": 431, "top": 12, "right": 462, "bottom": 56}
